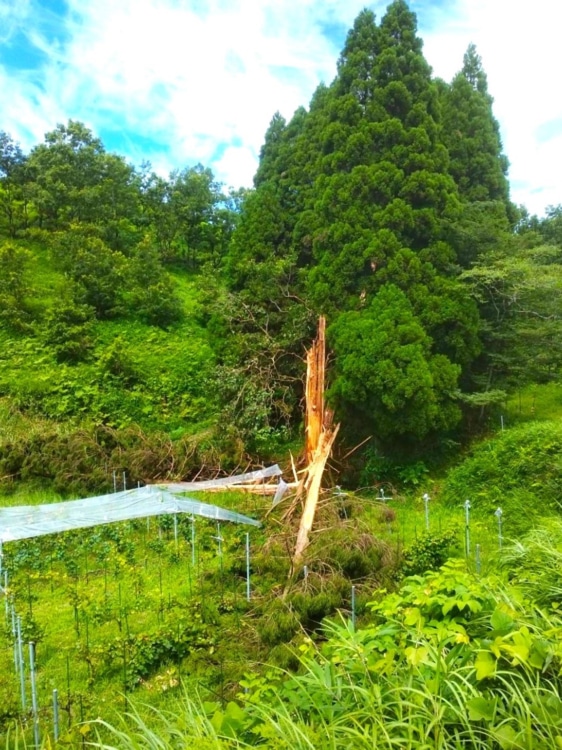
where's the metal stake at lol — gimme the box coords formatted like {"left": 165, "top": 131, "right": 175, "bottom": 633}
{"left": 475, "top": 544, "right": 481, "bottom": 575}
{"left": 29, "top": 642, "right": 40, "bottom": 748}
{"left": 464, "top": 499, "right": 471, "bottom": 556}
{"left": 191, "top": 517, "right": 196, "bottom": 566}
{"left": 495, "top": 508, "right": 503, "bottom": 550}
{"left": 351, "top": 585, "right": 356, "bottom": 628}
{"left": 215, "top": 522, "right": 222, "bottom": 557}
{"left": 4, "top": 572, "right": 8, "bottom": 622}
{"left": 12, "top": 606, "right": 19, "bottom": 681}
{"left": 16, "top": 616, "right": 26, "bottom": 710}
{"left": 53, "top": 689, "right": 60, "bottom": 742}
{"left": 423, "top": 493, "right": 430, "bottom": 531}
{"left": 245, "top": 533, "right": 251, "bottom": 602}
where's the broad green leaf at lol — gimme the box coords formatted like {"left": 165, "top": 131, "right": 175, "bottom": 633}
{"left": 492, "top": 724, "right": 519, "bottom": 749}
{"left": 405, "top": 646, "right": 429, "bottom": 666}
{"left": 490, "top": 608, "right": 515, "bottom": 634}
{"left": 467, "top": 696, "right": 497, "bottom": 722}
{"left": 502, "top": 642, "right": 529, "bottom": 665}
{"left": 404, "top": 607, "right": 423, "bottom": 626}
{"left": 475, "top": 650, "right": 496, "bottom": 680}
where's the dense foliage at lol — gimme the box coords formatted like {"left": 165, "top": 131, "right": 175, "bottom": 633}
{"left": 0, "top": 0, "right": 560, "bottom": 486}
{"left": 2, "top": 3, "right": 562, "bottom": 747}
{"left": 79, "top": 539, "right": 562, "bottom": 749}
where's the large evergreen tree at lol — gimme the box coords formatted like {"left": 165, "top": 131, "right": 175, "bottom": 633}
{"left": 440, "top": 44, "right": 515, "bottom": 266}
{"left": 441, "top": 44, "right": 509, "bottom": 205}
{"left": 222, "top": 1, "right": 483, "bottom": 449}
{"left": 305, "top": 1, "right": 461, "bottom": 312}
{"left": 328, "top": 284, "right": 462, "bottom": 441}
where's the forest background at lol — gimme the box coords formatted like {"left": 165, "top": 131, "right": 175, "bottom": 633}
{"left": 1, "top": 0, "right": 561, "bottom": 495}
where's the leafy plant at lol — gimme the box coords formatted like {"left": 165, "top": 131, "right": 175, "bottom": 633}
{"left": 399, "top": 527, "right": 460, "bottom": 577}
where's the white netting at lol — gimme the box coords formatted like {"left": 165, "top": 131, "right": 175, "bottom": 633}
{"left": 0, "top": 480, "right": 265, "bottom": 544}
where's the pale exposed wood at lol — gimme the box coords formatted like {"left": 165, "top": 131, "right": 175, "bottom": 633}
{"left": 201, "top": 482, "right": 297, "bottom": 495}
{"left": 293, "top": 423, "right": 339, "bottom": 565}
{"left": 281, "top": 492, "right": 303, "bottom": 522}
{"left": 341, "top": 434, "right": 372, "bottom": 460}
{"left": 305, "top": 316, "right": 326, "bottom": 465}
{"left": 292, "top": 316, "right": 340, "bottom": 568}
{"left": 290, "top": 452, "right": 299, "bottom": 484}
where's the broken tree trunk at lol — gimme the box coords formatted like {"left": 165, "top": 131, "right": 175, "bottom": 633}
{"left": 305, "top": 316, "right": 326, "bottom": 465}
{"left": 293, "top": 316, "right": 340, "bottom": 567}
{"left": 293, "top": 423, "right": 339, "bottom": 566}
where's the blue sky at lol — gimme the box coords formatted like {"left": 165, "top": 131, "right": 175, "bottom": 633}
{"left": 0, "top": 0, "right": 560, "bottom": 216}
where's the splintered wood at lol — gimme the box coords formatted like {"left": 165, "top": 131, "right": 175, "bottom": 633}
{"left": 305, "top": 316, "right": 326, "bottom": 465}
{"left": 293, "top": 316, "right": 339, "bottom": 567}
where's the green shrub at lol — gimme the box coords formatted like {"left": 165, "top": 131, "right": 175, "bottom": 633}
{"left": 41, "top": 297, "right": 95, "bottom": 363}
{"left": 257, "top": 601, "right": 300, "bottom": 647}
{"left": 236, "top": 563, "right": 562, "bottom": 748}
{"left": 0, "top": 425, "right": 208, "bottom": 495}
{"left": 400, "top": 527, "right": 460, "bottom": 577}
{"left": 306, "top": 526, "right": 394, "bottom": 584}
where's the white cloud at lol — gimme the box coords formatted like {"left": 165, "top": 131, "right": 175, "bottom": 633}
{"left": 0, "top": 0, "right": 32, "bottom": 43}
{"left": 422, "top": 0, "right": 562, "bottom": 215}
{"left": 0, "top": 0, "right": 560, "bottom": 214}
{"left": 44, "top": 0, "right": 359, "bottom": 171}
{"left": 213, "top": 143, "right": 258, "bottom": 189}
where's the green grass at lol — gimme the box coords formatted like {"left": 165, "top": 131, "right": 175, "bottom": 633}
{"left": 1, "top": 486, "right": 561, "bottom": 747}
{"left": 83, "top": 547, "right": 562, "bottom": 749}
{"left": 0, "top": 487, "right": 396, "bottom": 743}
{"left": 0, "top": 247, "right": 219, "bottom": 436}
{"left": 504, "top": 381, "right": 562, "bottom": 425}
{"left": 0, "top": 500, "right": 266, "bottom": 743}
{"left": 356, "top": 487, "right": 501, "bottom": 578}
{"left": 3, "top": 402, "right": 562, "bottom": 745}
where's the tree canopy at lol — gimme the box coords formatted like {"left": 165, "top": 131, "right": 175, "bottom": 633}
{"left": 0, "top": 1, "right": 557, "bottom": 474}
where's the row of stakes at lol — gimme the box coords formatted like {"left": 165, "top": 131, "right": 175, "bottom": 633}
{"left": 1, "top": 536, "right": 357, "bottom": 747}
{"left": 4, "top": 485, "right": 505, "bottom": 743}
{"left": 0, "top": 518, "right": 254, "bottom": 603}
{"left": 373, "top": 488, "right": 505, "bottom": 572}
{"left": 6, "top": 602, "right": 44, "bottom": 747}
{"left": 0, "top": 523, "right": 363, "bottom": 744}
{"left": 0, "top": 518, "right": 255, "bottom": 747}
{"left": 421, "top": 493, "right": 504, "bottom": 573}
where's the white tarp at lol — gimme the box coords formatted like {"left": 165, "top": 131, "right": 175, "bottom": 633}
{"left": 272, "top": 479, "right": 289, "bottom": 506}
{"left": 0, "top": 484, "right": 261, "bottom": 543}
